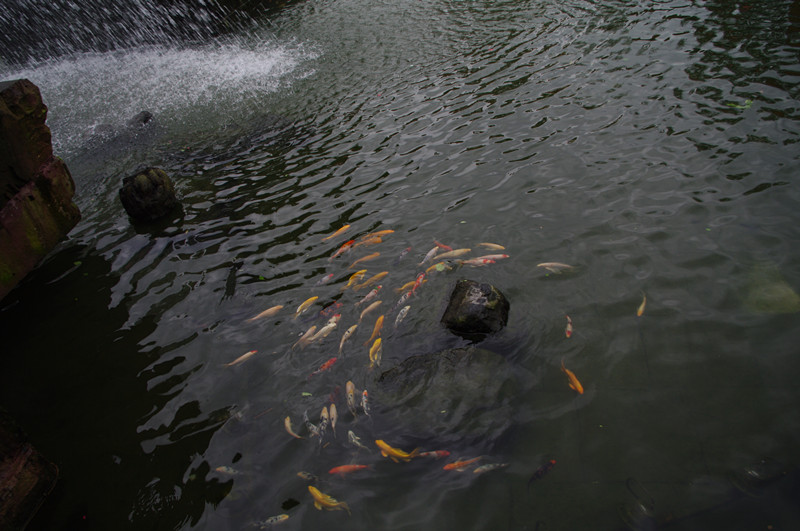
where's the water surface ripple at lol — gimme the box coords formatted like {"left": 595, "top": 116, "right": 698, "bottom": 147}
{"left": 2, "top": 0, "right": 800, "bottom": 529}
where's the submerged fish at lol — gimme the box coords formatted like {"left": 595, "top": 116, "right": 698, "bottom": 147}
{"left": 308, "top": 485, "right": 351, "bottom": 515}
{"left": 433, "top": 248, "right": 471, "bottom": 260}
{"left": 418, "top": 246, "right": 440, "bottom": 266}
{"left": 354, "top": 271, "right": 388, "bottom": 291}
{"left": 346, "top": 381, "right": 358, "bottom": 417}
{"left": 355, "top": 286, "right": 382, "bottom": 307}
{"left": 292, "top": 325, "right": 317, "bottom": 350}
{"left": 473, "top": 463, "right": 509, "bottom": 474}
{"left": 246, "top": 305, "right": 283, "bottom": 323}
{"left": 342, "top": 269, "right": 368, "bottom": 291}
{"left": 375, "top": 440, "right": 420, "bottom": 463}
{"left": 308, "top": 357, "right": 338, "bottom": 379}
{"left": 215, "top": 465, "right": 240, "bottom": 475}
{"left": 311, "top": 314, "right": 340, "bottom": 342}
{"left": 364, "top": 315, "right": 384, "bottom": 346}
{"left": 359, "top": 300, "right": 382, "bottom": 323}
{"left": 475, "top": 253, "right": 509, "bottom": 261}
{"left": 322, "top": 224, "right": 351, "bottom": 241}
{"left": 536, "top": 262, "right": 574, "bottom": 274}
{"left": 319, "top": 406, "right": 330, "bottom": 439}
{"left": 254, "top": 513, "right": 289, "bottom": 527}
{"left": 328, "top": 464, "right": 371, "bottom": 475}
{"left": 348, "top": 252, "right": 380, "bottom": 269}
{"left": 394, "top": 305, "right": 410, "bottom": 328}
{"left": 560, "top": 360, "right": 584, "bottom": 394}
{"left": 528, "top": 459, "right": 556, "bottom": 489}
{"left": 360, "top": 229, "right": 395, "bottom": 240}
{"left": 477, "top": 242, "right": 505, "bottom": 250}
{"left": 303, "top": 410, "right": 320, "bottom": 438}
{"left": 348, "top": 430, "right": 369, "bottom": 451}
{"left": 223, "top": 350, "right": 257, "bottom": 367}
{"left": 418, "top": 450, "right": 450, "bottom": 459}
{"left": 315, "top": 273, "right": 335, "bottom": 287}
{"left": 329, "top": 403, "right": 338, "bottom": 437}
{"left": 330, "top": 239, "right": 355, "bottom": 261}
{"left": 368, "top": 338, "right": 382, "bottom": 369}
{"left": 297, "top": 471, "right": 319, "bottom": 482}
{"left": 284, "top": 416, "right": 304, "bottom": 439}
{"left": 443, "top": 456, "right": 482, "bottom": 471}
{"left": 565, "top": 315, "right": 573, "bottom": 338}
{"left": 361, "top": 389, "right": 371, "bottom": 416}
{"left": 637, "top": 292, "right": 646, "bottom": 317}
{"left": 294, "top": 296, "right": 319, "bottom": 319}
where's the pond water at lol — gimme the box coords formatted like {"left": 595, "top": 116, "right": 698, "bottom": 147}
{"left": 2, "top": 0, "right": 800, "bottom": 529}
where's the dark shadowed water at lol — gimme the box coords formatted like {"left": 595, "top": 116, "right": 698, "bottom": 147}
{"left": 2, "top": 0, "right": 800, "bottom": 529}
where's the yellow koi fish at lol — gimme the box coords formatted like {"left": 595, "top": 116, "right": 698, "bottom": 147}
{"left": 341, "top": 269, "right": 367, "bottom": 291}
{"left": 351, "top": 236, "right": 382, "bottom": 250}
{"left": 375, "top": 440, "right": 420, "bottom": 463}
{"left": 322, "top": 224, "right": 351, "bottom": 241}
{"left": 245, "top": 305, "right": 283, "bottom": 323}
{"left": 433, "top": 248, "right": 471, "bottom": 260}
{"left": 359, "top": 300, "right": 382, "bottom": 323}
{"left": 637, "top": 292, "right": 646, "bottom": 317}
{"left": 364, "top": 315, "right": 384, "bottom": 346}
{"left": 348, "top": 252, "right": 380, "bottom": 269}
{"left": 395, "top": 279, "right": 417, "bottom": 294}
{"left": 346, "top": 381, "right": 358, "bottom": 417}
{"left": 308, "top": 486, "right": 351, "bottom": 515}
{"left": 294, "top": 296, "right": 319, "bottom": 319}
{"left": 284, "top": 416, "right": 304, "bottom": 439}
{"left": 354, "top": 271, "right": 388, "bottom": 291}
{"left": 561, "top": 360, "right": 584, "bottom": 394}
{"left": 368, "top": 338, "right": 382, "bottom": 369}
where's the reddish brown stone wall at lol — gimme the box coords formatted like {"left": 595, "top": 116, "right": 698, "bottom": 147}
{"left": 0, "top": 79, "right": 81, "bottom": 301}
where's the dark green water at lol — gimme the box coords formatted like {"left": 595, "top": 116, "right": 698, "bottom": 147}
{"left": 2, "top": 0, "right": 800, "bottom": 529}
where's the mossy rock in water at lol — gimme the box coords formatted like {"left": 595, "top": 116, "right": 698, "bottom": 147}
{"left": 375, "top": 346, "right": 517, "bottom": 446}
{"left": 440, "top": 279, "right": 510, "bottom": 341}
{"left": 743, "top": 262, "right": 800, "bottom": 314}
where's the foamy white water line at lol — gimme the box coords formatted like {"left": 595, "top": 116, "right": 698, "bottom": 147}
{"left": 2, "top": 39, "right": 318, "bottom": 158}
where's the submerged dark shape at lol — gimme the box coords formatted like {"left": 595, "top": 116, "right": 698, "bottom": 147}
{"left": 376, "top": 346, "right": 517, "bottom": 446}
{"left": 119, "top": 167, "right": 181, "bottom": 223}
{"left": 441, "top": 279, "right": 510, "bottom": 342}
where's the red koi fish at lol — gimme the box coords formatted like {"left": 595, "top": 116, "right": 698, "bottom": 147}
{"left": 328, "top": 464, "right": 371, "bottom": 475}
{"left": 411, "top": 272, "right": 425, "bottom": 295}
{"left": 443, "top": 456, "right": 482, "bottom": 471}
{"left": 329, "top": 240, "right": 355, "bottom": 261}
{"left": 527, "top": 459, "right": 556, "bottom": 491}
{"left": 565, "top": 315, "right": 573, "bottom": 338}
{"left": 308, "top": 357, "right": 337, "bottom": 379}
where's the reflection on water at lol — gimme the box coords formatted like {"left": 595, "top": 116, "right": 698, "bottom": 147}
{"left": 1, "top": 0, "right": 800, "bottom": 529}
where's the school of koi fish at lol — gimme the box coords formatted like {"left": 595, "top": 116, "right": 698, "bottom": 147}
{"left": 219, "top": 225, "right": 647, "bottom": 526}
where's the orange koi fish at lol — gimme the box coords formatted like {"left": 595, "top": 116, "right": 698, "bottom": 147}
{"left": 565, "top": 315, "right": 573, "bottom": 338}
{"left": 348, "top": 252, "right": 380, "bottom": 269}
{"left": 364, "top": 315, "right": 384, "bottom": 346}
{"left": 426, "top": 261, "right": 453, "bottom": 274}
{"left": 528, "top": 459, "right": 556, "bottom": 491}
{"left": 560, "top": 360, "right": 584, "bottom": 394}
{"left": 308, "top": 357, "right": 337, "bottom": 379}
{"left": 245, "top": 305, "right": 283, "bottom": 323}
{"left": 351, "top": 236, "right": 382, "bottom": 250}
{"left": 434, "top": 240, "right": 453, "bottom": 251}
{"left": 361, "top": 229, "right": 394, "bottom": 240}
{"left": 443, "top": 456, "right": 482, "bottom": 471}
{"left": 637, "top": 292, "right": 646, "bottom": 317}
{"left": 223, "top": 350, "right": 257, "bottom": 367}
{"left": 410, "top": 272, "right": 425, "bottom": 294}
{"left": 308, "top": 486, "right": 351, "bottom": 515}
{"left": 375, "top": 440, "right": 420, "bottom": 462}
{"left": 322, "top": 224, "right": 351, "bottom": 241}
{"left": 330, "top": 239, "right": 355, "bottom": 261}
{"left": 328, "top": 464, "right": 371, "bottom": 475}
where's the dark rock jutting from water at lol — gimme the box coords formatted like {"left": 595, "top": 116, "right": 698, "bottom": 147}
{"left": 118, "top": 167, "right": 181, "bottom": 223}
{"left": 441, "top": 279, "right": 510, "bottom": 342}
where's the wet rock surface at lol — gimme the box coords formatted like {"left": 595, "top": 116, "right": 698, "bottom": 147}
{"left": 440, "top": 279, "right": 510, "bottom": 341}
{"left": 118, "top": 167, "right": 181, "bottom": 223}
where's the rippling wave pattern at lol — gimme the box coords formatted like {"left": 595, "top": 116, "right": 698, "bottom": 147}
{"left": 2, "top": 0, "right": 800, "bottom": 529}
